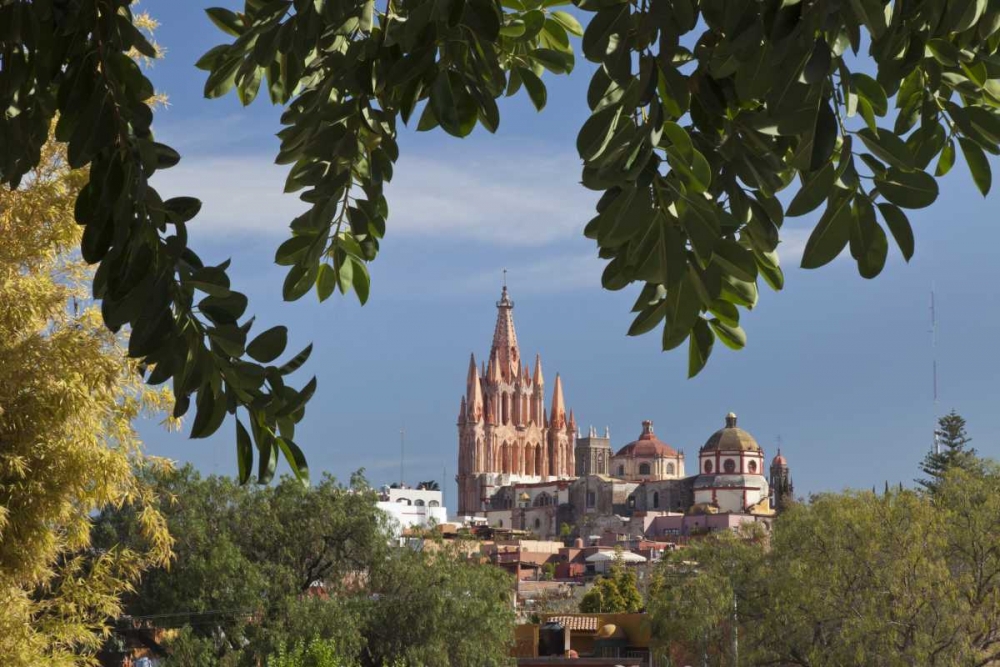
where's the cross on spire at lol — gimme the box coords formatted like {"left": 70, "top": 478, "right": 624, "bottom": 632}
{"left": 502, "top": 267, "right": 507, "bottom": 288}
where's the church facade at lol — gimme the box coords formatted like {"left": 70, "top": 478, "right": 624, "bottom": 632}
{"left": 455, "top": 287, "right": 794, "bottom": 538}
{"left": 455, "top": 285, "right": 577, "bottom": 516}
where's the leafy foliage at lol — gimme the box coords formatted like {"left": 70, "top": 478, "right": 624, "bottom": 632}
{"left": 579, "top": 551, "right": 643, "bottom": 613}
{"left": 650, "top": 464, "right": 1000, "bottom": 666}
{"left": 0, "top": 0, "right": 320, "bottom": 482}
{"left": 94, "top": 467, "right": 515, "bottom": 667}
{"left": 6, "top": 0, "right": 1000, "bottom": 476}
{"left": 0, "top": 138, "right": 173, "bottom": 666}
{"left": 918, "top": 409, "right": 981, "bottom": 494}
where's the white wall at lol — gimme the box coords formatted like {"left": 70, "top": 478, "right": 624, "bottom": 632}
{"left": 377, "top": 500, "right": 449, "bottom": 536}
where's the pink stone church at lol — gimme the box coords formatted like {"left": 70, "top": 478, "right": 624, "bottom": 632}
{"left": 455, "top": 285, "right": 794, "bottom": 539}
{"left": 456, "top": 284, "right": 577, "bottom": 516}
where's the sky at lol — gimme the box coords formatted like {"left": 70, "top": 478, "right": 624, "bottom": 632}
{"left": 137, "top": 1, "right": 1000, "bottom": 506}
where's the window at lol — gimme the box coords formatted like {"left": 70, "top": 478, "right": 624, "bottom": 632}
{"left": 639, "top": 463, "right": 651, "bottom": 475}
{"left": 617, "top": 465, "right": 625, "bottom": 476}
{"left": 748, "top": 460, "right": 757, "bottom": 474}
{"left": 628, "top": 496, "right": 636, "bottom": 509}
{"left": 666, "top": 463, "right": 675, "bottom": 475}
{"left": 653, "top": 492, "right": 660, "bottom": 509}
{"left": 498, "top": 520, "right": 503, "bottom": 527}
{"left": 704, "top": 461, "right": 713, "bottom": 473}
{"left": 534, "top": 518, "right": 541, "bottom": 529}
{"left": 724, "top": 459, "right": 736, "bottom": 473}
{"left": 428, "top": 500, "right": 440, "bottom": 507}
{"left": 397, "top": 498, "right": 411, "bottom": 505}
{"left": 414, "top": 499, "right": 425, "bottom": 507}
{"left": 586, "top": 491, "right": 596, "bottom": 508}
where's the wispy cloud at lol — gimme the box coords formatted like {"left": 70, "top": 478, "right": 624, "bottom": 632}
{"left": 457, "top": 252, "right": 604, "bottom": 295}
{"left": 152, "top": 148, "right": 597, "bottom": 245}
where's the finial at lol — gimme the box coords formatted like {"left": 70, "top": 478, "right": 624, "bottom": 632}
{"left": 642, "top": 420, "right": 653, "bottom": 435}
{"left": 604, "top": 426, "right": 610, "bottom": 438}
{"left": 502, "top": 267, "right": 507, "bottom": 288}
{"left": 725, "top": 412, "right": 737, "bottom": 428}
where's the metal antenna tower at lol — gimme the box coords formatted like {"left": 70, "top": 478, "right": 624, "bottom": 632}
{"left": 400, "top": 427, "right": 405, "bottom": 487}
{"left": 931, "top": 288, "right": 940, "bottom": 455}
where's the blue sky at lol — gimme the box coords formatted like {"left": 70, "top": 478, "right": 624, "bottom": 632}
{"left": 138, "top": 1, "right": 1000, "bottom": 505}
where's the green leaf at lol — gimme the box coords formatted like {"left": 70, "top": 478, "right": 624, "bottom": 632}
{"left": 236, "top": 419, "right": 253, "bottom": 485}
{"left": 204, "top": 56, "right": 242, "bottom": 99}
{"left": 708, "top": 299, "right": 739, "bottom": 327}
{"left": 430, "top": 69, "right": 460, "bottom": 135}
{"left": 662, "top": 268, "right": 701, "bottom": 351}
{"left": 278, "top": 438, "right": 310, "bottom": 485}
{"left": 959, "top": 137, "right": 992, "bottom": 196}
{"left": 550, "top": 10, "right": 583, "bottom": 36}
{"left": 316, "top": 263, "right": 337, "bottom": 302}
{"left": 518, "top": 67, "right": 547, "bottom": 111}
{"left": 351, "top": 258, "right": 371, "bottom": 305}
{"left": 936, "top": 140, "right": 955, "bottom": 176}
{"left": 874, "top": 168, "right": 939, "bottom": 209}
{"left": 278, "top": 343, "right": 313, "bottom": 375}
{"left": 628, "top": 299, "right": 668, "bottom": 336}
{"left": 851, "top": 73, "right": 888, "bottom": 116}
{"left": 657, "top": 64, "right": 690, "bottom": 119}
{"left": 709, "top": 318, "right": 746, "bottom": 350}
{"left": 849, "top": 196, "right": 888, "bottom": 279}
{"left": 688, "top": 318, "right": 714, "bottom": 378}
{"left": 530, "top": 48, "right": 574, "bottom": 74}
{"left": 205, "top": 7, "right": 244, "bottom": 36}
{"left": 247, "top": 326, "right": 288, "bottom": 363}
{"left": 801, "top": 192, "right": 852, "bottom": 269}
{"left": 802, "top": 38, "right": 831, "bottom": 84}
{"left": 577, "top": 104, "right": 622, "bottom": 161}
{"left": 877, "top": 203, "right": 914, "bottom": 262}
{"left": 164, "top": 197, "right": 202, "bottom": 224}
{"left": 787, "top": 162, "right": 836, "bottom": 217}
{"left": 190, "top": 386, "right": 227, "bottom": 439}
{"left": 857, "top": 128, "right": 914, "bottom": 170}
{"left": 712, "top": 240, "right": 757, "bottom": 282}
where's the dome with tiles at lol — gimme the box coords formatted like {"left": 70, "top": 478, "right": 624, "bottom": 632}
{"left": 700, "top": 413, "right": 761, "bottom": 453}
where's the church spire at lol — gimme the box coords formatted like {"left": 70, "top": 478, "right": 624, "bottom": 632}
{"left": 550, "top": 373, "right": 566, "bottom": 428}
{"left": 533, "top": 353, "right": 544, "bottom": 387}
{"left": 490, "top": 283, "right": 520, "bottom": 382}
{"left": 466, "top": 353, "right": 483, "bottom": 420}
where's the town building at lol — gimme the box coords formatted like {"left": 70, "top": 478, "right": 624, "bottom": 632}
{"left": 456, "top": 286, "right": 793, "bottom": 542}
{"left": 376, "top": 485, "right": 448, "bottom": 536}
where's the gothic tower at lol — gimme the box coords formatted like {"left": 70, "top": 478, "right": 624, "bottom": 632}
{"left": 769, "top": 449, "right": 793, "bottom": 512}
{"left": 456, "top": 285, "right": 576, "bottom": 515}
{"left": 575, "top": 426, "right": 612, "bottom": 476}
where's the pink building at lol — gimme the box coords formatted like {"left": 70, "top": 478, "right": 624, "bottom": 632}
{"left": 456, "top": 285, "right": 576, "bottom": 515}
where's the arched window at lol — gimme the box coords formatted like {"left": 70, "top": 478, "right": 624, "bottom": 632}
{"left": 639, "top": 463, "right": 651, "bottom": 475}
{"left": 704, "top": 460, "right": 713, "bottom": 473}
{"left": 397, "top": 498, "right": 411, "bottom": 505}
{"left": 653, "top": 492, "right": 660, "bottom": 508}
{"left": 428, "top": 500, "right": 440, "bottom": 507}
{"left": 724, "top": 459, "right": 736, "bottom": 473}
{"left": 498, "top": 520, "right": 503, "bottom": 527}
{"left": 534, "top": 518, "right": 541, "bottom": 529}
{"left": 748, "top": 460, "right": 757, "bottom": 474}
{"left": 666, "top": 463, "right": 675, "bottom": 475}
{"left": 618, "top": 465, "right": 625, "bottom": 476}
{"left": 414, "top": 499, "right": 425, "bottom": 507}
{"left": 534, "top": 493, "right": 551, "bottom": 507}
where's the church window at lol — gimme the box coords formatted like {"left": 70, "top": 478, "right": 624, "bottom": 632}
{"left": 628, "top": 496, "right": 636, "bottom": 509}
{"left": 586, "top": 491, "right": 596, "bottom": 508}
{"left": 617, "top": 465, "right": 625, "bottom": 476}
{"left": 748, "top": 460, "right": 757, "bottom": 474}
{"left": 429, "top": 500, "right": 440, "bottom": 507}
{"left": 398, "top": 498, "right": 411, "bottom": 505}
{"left": 666, "top": 463, "right": 675, "bottom": 475}
{"left": 653, "top": 492, "right": 660, "bottom": 508}
{"left": 704, "top": 461, "right": 713, "bottom": 473}
{"left": 498, "top": 520, "right": 503, "bottom": 527}
{"left": 724, "top": 459, "right": 736, "bottom": 473}
{"left": 534, "top": 518, "right": 541, "bottom": 529}
{"left": 414, "top": 499, "right": 425, "bottom": 507}
{"left": 639, "top": 463, "right": 651, "bottom": 475}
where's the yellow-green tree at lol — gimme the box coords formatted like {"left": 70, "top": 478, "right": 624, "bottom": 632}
{"left": 0, "top": 136, "right": 173, "bottom": 666}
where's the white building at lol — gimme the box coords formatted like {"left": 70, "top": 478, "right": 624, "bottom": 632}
{"left": 376, "top": 486, "right": 448, "bottom": 536}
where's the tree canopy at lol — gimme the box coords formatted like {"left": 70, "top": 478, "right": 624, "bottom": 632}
{"left": 93, "top": 466, "right": 515, "bottom": 667}
{"left": 4, "top": 0, "right": 1000, "bottom": 473}
{"left": 0, "top": 136, "right": 173, "bottom": 666}
{"left": 579, "top": 551, "right": 643, "bottom": 613}
{"left": 918, "top": 409, "right": 981, "bottom": 494}
{"left": 649, "top": 463, "right": 1000, "bottom": 666}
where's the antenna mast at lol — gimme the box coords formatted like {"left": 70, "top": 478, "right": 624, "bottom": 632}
{"left": 400, "top": 427, "right": 405, "bottom": 487}
{"left": 931, "top": 288, "right": 939, "bottom": 455}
